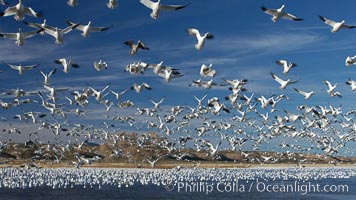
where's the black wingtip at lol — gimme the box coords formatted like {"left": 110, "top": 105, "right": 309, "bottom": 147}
{"left": 319, "top": 15, "right": 325, "bottom": 21}
{"left": 36, "top": 11, "right": 43, "bottom": 18}
{"left": 261, "top": 6, "right": 267, "bottom": 11}
{"left": 294, "top": 18, "right": 303, "bottom": 21}
{"left": 0, "top": 12, "right": 4, "bottom": 17}
{"left": 176, "top": 3, "right": 191, "bottom": 10}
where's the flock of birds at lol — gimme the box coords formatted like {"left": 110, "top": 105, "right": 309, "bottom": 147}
{"left": 0, "top": 0, "right": 355, "bottom": 170}
{"left": 0, "top": 167, "right": 354, "bottom": 189}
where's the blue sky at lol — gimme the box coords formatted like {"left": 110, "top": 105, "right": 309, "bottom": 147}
{"left": 0, "top": 0, "right": 356, "bottom": 156}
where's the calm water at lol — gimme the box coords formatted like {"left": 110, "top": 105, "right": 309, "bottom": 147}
{"left": 0, "top": 168, "right": 354, "bottom": 200}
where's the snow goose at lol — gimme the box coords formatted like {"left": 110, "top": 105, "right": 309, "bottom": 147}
{"left": 140, "top": 0, "right": 190, "bottom": 20}
{"left": 5, "top": 63, "right": 39, "bottom": 75}
{"left": 158, "top": 67, "right": 183, "bottom": 82}
{"left": 110, "top": 89, "right": 127, "bottom": 101}
{"left": 131, "top": 82, "right": 152, "bottom": 93}
{"left": 0, "top": 0, "right": 42, "bottom": 21}
{"left": 271, "top": 72, "right": 299, "bottom": 89}
{"left": 2, "top": 87, "right": 36, "bottom": 97}
{"left": 94, "top": 60, "right": 108, "bottom": 71}
{"left": 256, "top": 95, "right": 274, "bottom": 109}
{"left": 54, "top": 58, "right": 79, "bottom": 73}
{"left": 37, "top": 23, "right": 79, "bottom": 45}
{"left": 187, "top": 28, "right": 213, "bottom": 50}
{"left": 323, "top": 80, "right": 342, "bottom": 98}
{"left": 125, "top": 62, "right": 148, "bottom": 74}
{"left": 319, "top": 15, "right": 356, "bottom": 33}
{"left": 0, "top": 28, "right": 41, "bottom": 46}
{"left": 293, "top": 88, "right": 317, "bottom": 100}
{"left": 276, "top": 59, "right": 297, "bottom": 75}
{"left": 66, "top": 21, "right": 111, "bottom": 38}
{"left": 200, "top": 63, "right": 216, "bottom": 77}
{"left": 207, "top": 97, "right": 230, "bottom": 114}
{"left": 23, "top": 19, "right": 49, "bottom": 35}
{"left": 261, "top": 5, "right": 303, "bottom": 22}
{"left": 148, "top": 61, "right": 164, "bottom": 74}
{"left": 222, "top": 78, "right": 248, "bottom": 89}
{"left": 189, "top": 79, "right": 224, "bottom": 89}
{"left": 345, "top": 78, "right": 356, "bottom": 91}
{"left": 40, "top": 68, "right": 56, "bottom": 85}
{"left": 203, "top": 140, "right": 222, "bottom": 157}
{"left": 345, "top": 55, "right": 356, "bottom": 67}
{"left": 67, "top": 0, "right": 78, "bottom": 7}
{"left": 89, "top": 84, "right": 110, "bottom": 102}
{"left": 124, "top": 40, "right": 149, "bottom": 55}
{"left": 107, "top": 0, "right": 118, "bottom": 9}
{"left": 43, "top": 85, "right": 69, "bottom": 97}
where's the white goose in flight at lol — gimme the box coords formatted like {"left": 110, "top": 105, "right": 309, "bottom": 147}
{"left": 323, "top": 80, "right": 342, "bottom": 98}
{"left": 203, "top": 140, "right": 222, "bottom": 157}
{"left": 131, "top": 82, "right": 152, "bottom": 93}
{"left": 124, "top": 40, "right": 149, "bottom": 55}
{"left": 54, "top": 58, "right": 80, "bottom": 73}
{"left": 140, "top": 0, "right": 190, "bottom": 20}
{"left": 89, "top": 84, "right": 110, "bottom": 102}
{"left": 93, "top": 60, "right": 108, "bottom": 71}
{"left": 261, "top": 5, "right": 303, "bottom": 22}
{"left": 0, "top": 28, "right": 40, "bottom": 46}
{"left": 187, "top": 28, "right": 214, "bottom": 50}
{"left": 293, "top": 88, "right": 318, "bottom": 100}
{"left": 271, "top": 72, "right": 299, "bottom": 89}
{"left": 67, "top": 0, "right": 78, "bottom": 7}
{"left": 107, "top": 0, "right": 118, "bottom": 9}
{"left": 345, "top": 55, "right": 356, "bottom": 67}
{"left": 37, "top": 23, "right": 79, "bottom": 45}
{"left": 110, "top": 89, "right": 127, "bottom": 101}
{"left": 158, "top": 67, "right": 183, "bottom": 82}
{"left": 40, "top": 68, "right": 56, "bottom": 85}
{"left": 345, "top": 78, "right": 356, "bottom": 91}
{"left": 66, "top": 21, "right": 111, "bottom": 38}
{"left": 0, "top": 0, "right": 42, "bottom": 21}
{"left": 200, "top": 64, "right": 216, "bottom": 77}
{"left": 23, "top": 19, "right": 50, "bottom": 35}
{"left": 276, "top": 59, "right": 297, "bottom": 75}
{"left": 319, "top": 15, "right": 356, "bottom": 33}
{"left": 5, "top": 63, "right": 39, "bottom": 75}
{"left": 43, "top": 85, "right": 69, "bottom": 97}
